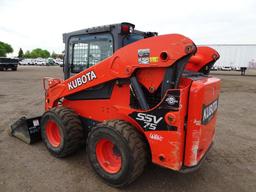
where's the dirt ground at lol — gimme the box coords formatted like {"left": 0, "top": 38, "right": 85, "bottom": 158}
{"left": 0, "top": 66, "right": 255, "bottom": 192}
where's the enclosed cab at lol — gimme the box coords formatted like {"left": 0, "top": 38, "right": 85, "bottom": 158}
{"left": 62, "top": 22, "right": 157, "bottom": 79}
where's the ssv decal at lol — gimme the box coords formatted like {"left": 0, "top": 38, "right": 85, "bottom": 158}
{"left": 129, "top": 90, "right": 180, "bottom": 131}
{"left": 68, "top": 71, "right": 97, "bottom": 90}
{"left": 136, "top": 113, "right": 163, "bottom": 130}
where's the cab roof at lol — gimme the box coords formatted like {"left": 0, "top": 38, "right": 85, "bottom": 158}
{"left": 63, "top": 22, "right": 135, "bottom": 43}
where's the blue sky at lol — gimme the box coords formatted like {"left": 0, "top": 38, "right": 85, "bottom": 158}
{"left": 0, "top": 0, "right": 256, "bottom": 56}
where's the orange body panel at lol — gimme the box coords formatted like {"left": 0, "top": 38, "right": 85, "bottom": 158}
{"left": 62, "top": 84, "right": 132, "bottom": 124}
{"left": 136, "top": 68, "right": 165, "bottom": 92}
{"left": 185, "top": 77, "right": 221, "bottom": 166}
{"left": 144, "top": 85, "right": 190, "bottom": 170}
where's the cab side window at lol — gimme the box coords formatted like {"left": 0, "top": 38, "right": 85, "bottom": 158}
{"left": 70, "top": 34, "right": 113, "bottom": 73}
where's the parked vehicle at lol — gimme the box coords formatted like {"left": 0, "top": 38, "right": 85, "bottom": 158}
{"left": 211, "top": 66, "right": 218, "bottom": 71}
{"left": 0, "top": 57, "right": 19, "bottom": 71}
{"left": 233, "top": 66, "right": 241, "bottom": 71}
{"left": 54, "top": 58, "right": 63, "bottom": 66}
{"left": 19, "top": 59, "right": 33, "bottom": 65}
{"left": 34, "top": 58, "right": 46, "bottom": 66}
{"left": 221, "top": 66, "right": 232, "bottom": 71}
{"left": 46, "top": 57, "right": 55, "bottom": 66}
{"left": 19, "top": 59, "right": 28, "bottom": 65}
{"left": 27, "top": 59, "right": 34, "bottom": 65}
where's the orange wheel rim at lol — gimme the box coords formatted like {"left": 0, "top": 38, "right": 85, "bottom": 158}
{"left": 45, "top": 120, "right": 61, "bottom": 147}
{"left": 96, "top": 138, "right": 122, "bottom": 174}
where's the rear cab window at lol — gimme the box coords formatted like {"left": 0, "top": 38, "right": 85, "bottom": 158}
{"left": 122, "top": 33, "right": 144, "bottom": 47}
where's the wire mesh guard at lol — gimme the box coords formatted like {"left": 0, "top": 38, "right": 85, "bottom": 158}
{"left": 72, "top": 40, "right": 113, "bottom": 73}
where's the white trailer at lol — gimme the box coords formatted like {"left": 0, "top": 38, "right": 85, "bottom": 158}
{"left": 207, "top": 44, "right": 256, "bottom": 75}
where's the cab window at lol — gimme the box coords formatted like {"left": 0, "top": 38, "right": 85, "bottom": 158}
{"left": 122, "top": 33, "right": 144, "bottom": 46}
{"left": 72, "top": 43, "right": 88, "bottom": 73}
{"left": 70, "top": 34, "right": 113, "bottom": 73}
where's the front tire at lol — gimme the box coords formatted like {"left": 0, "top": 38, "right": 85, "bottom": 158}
{"left": 87, "top": 120, "right": 148, "bottom": 187}
{"left": 41, "top": 106, "right": 84, "bottom": 157}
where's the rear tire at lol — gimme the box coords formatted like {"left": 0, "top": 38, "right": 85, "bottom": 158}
{"left": 12, "top": 67, "right": 17, "bottom": 71}
{"left": 41, "top": 106, "right": 84, "bottom": 157}
{"left": 87, "top": 120, "right": 148, "bottom": 187}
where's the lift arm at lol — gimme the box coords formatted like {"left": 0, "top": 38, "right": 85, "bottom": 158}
{"left": 44, "top": 34, "right": 196, "bottom": 110}
{"left": 185, "top": 46, "right": 220, "bottom": 74}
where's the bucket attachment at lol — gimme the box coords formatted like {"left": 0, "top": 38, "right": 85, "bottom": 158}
{"left": 8, "top": 116, "right": 41, "bottom": 144}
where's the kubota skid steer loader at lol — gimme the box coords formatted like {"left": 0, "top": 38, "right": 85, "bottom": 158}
{"left": 10, "top": 22, "right": 220, "bottom": 187}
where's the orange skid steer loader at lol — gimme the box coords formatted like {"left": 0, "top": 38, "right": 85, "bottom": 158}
{"left": 10, "top": 23, "right": 220, "bottom": 187}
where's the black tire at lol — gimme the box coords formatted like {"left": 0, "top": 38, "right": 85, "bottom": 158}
{"left": 87, "top": 120, "right": 148, "bottom": 187}
{"left": 0, "top": 68, "right": 3, "bottom": 71}
{"left": 41, "top": 106, "right": 84, "bottom": 157}
{"left": 12, "top": 67, "right": 17, "bottom": 71}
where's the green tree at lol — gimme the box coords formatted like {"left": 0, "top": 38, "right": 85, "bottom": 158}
{"left": 23, "top": 48, "right": 51, "bottom": 58}
{"left": 0, "top": 41, "right": 13, "bottom": 57}
{"left": 24, "top": 51, "right": 31, "bottom": 58}
{"left": 30, "top": 48, "right": 50, "bottom": 58}
{"left": 51, "top": 51, "right": 57, "bottom": 59}
{"left": 41, "top": 50, "right": 50, "bottom": 58}
{"left": 18, "top": 48, "right": 24, "bottom": 58}
{"left": 0, "top": 46, "right": 5, "bottom": 57}
{"left": 51, "top": 51, "right": 64, "bottom": 59}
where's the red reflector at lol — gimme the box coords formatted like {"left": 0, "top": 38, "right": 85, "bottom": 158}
{"left": 121, "top": 25, "right": 130, "bottom": 33}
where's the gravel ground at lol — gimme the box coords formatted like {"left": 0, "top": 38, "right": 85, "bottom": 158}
{"left": 0, "top": 66, "right": 255, "bottom": 192}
